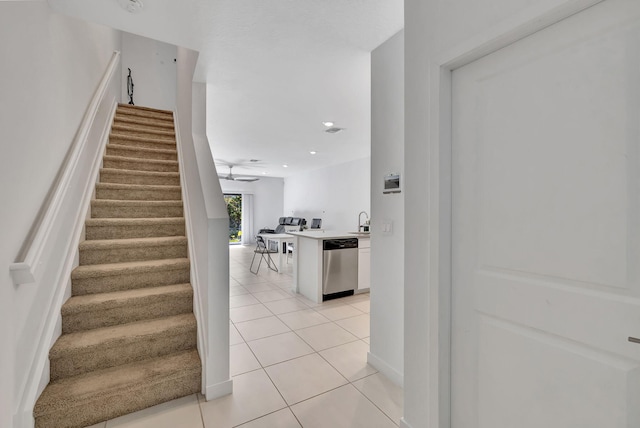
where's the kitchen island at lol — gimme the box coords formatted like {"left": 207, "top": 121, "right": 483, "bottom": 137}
{"left": 287, "top": 230, "right": 370, "bottom": 303}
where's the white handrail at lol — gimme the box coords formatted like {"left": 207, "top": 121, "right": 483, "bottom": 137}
{"left": 10, "top": 50, "right": 121, "bottom": 286}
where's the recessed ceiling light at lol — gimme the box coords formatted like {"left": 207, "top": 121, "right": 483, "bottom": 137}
{"left": 283, "top": 164, "right": 289, "bottom": 168}
{"left": 262, "top": 172, "right": 267, "bottom": 175}
{"left": 118, "top": 0, "right": 144, "bottom": 13}
{"left": 310, "top": 151, "right": 317, "bottom": 155}
{"left": 322, "top": 121, "right": 334, "bottom": 127}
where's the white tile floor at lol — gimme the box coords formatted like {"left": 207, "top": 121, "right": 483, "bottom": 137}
{"left": 92, "top": 244, "right": 403, "bottom": 428}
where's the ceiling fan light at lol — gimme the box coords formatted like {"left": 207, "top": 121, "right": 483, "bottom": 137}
{"left": 223, "top": 164, "right": 260, "bottom": 182}
{"left": 325, "top": 127, "right": 344, "bottom": 134}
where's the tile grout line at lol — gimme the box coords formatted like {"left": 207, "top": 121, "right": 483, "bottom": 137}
{"left": 227, "top": 245, "right": 396, "bottom": 427}
{"left": 196, "top": 393, "right": 207, "bottom": 428}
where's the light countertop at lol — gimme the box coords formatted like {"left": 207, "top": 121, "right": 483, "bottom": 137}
{"left": 286, "top": 230, "right": 370, "bottom": 240}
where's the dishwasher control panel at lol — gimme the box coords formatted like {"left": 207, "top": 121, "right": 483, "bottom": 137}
{"left": 323, "top": 238, "right": 359, "bottom": 250}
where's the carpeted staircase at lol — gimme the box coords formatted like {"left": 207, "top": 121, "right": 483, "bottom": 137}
{"left": 34, "top": 104, "right": 201, "bottom": 428}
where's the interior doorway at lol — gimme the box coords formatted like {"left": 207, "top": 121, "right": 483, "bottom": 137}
{"left": 224, "top": 194, "right": 242, "bottom": 245}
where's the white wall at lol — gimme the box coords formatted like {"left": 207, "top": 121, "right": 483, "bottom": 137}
{"left": 220, "top": 177, "right": 284, "bottom": 241}
{"left": 0, "top": 3, "right": 121, "bottom": 426}
{"left": 176, "top": 54, "right": 231, "bottom": 399}
{"left": 403, "top": 0, "right": 595, "bottom": 427}
{"left": 283, "top": 158, "right": 371, "bottom": 231}
{"left": 121, "top": 32, "right": 176, "bottom": 111}
{"left": 369, "top": 30, "right": 404, "bottom": 386}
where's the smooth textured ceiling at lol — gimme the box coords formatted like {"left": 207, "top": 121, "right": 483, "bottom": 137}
{"left": 49, "top": 0, "right": 404, "bottom": 177}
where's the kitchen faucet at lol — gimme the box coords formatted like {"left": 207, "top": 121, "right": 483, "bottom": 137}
{"left": 358, "top": 211, "right": 369, "bottom": 232}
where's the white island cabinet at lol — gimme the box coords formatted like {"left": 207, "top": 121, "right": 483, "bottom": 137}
{"left": 357, "top": 237, "right": 370, "bottom": 292}
{"left": 287, "top": 231, "right": 370, "bottom": 303}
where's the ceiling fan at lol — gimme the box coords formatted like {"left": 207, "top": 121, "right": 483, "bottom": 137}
{"left": 222, "top": 165, "right": 259, "bottom": 182}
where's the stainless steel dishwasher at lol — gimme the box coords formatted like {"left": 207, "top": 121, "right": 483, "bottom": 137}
{"left": 322, "top": 238, "right": 358, "bottom": 300}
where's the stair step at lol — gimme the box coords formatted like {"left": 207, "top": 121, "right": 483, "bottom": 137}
{"left": 117, "top": 103, "right": 174, "bottom": 118}
{"left": 109, "top": 133, "right": 176, "bottom": 150}
{"left": 50, "top": 313, "right": 197, "bottom": 380}
{"left": 71, "top": 258, "right": 190, "bottom": 295}
{"left": 34, "top": 349, "right": 200, "bottom": 428}
{"left": 99, "top": 168, "right": 180, "bottom": 186}
{"left": 106, "top": 144, "right": 177, "bottom": 161}
{"left": 103, "top": 155, "right": 178, "bottom": 173}
{"left": 95, "top": 182, "right": 182, "bottom": 202}
{"left": 79, "top": 236, "right": 187, "bottom": 265}
{"left": 114, "top": 114, "right": 175, "bottom": 129}
{"left": 85, "top": 217, "right": 185, "bottom": 240}
{"left": 91, "top": 199, "right": 183, "bottom": 218}
{"left": 111, "top": 123, "right": 175, "bottom": 138}
{"left": 62, "top": 283, "right": 193, "bottom": 333}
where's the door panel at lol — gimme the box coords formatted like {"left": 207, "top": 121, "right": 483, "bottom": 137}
{"left": 451, "top": 1, "right": 640, "bottom": 427}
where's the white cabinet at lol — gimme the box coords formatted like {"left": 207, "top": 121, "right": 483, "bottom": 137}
{"left": 357, "top": 238, "right": 370, "bottom": 292}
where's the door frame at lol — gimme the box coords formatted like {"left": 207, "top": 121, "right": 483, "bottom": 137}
{"left": 413, "top": 1, "right": 607, "bottom": 427}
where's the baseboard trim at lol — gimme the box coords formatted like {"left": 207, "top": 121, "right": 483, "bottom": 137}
{"left": 399, "top": 417, "right": 413, "bottom": 428}
{"left": 13, "top": 409, "right": 34, "bottom": 428}
{"left": 205, "top": 378, "right": 233, "bottom": 401}
{"left": 367, "top": 351, "right": 404, "bottom": 387}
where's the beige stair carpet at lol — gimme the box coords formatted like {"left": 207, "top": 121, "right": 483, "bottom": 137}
{"left": 34, "top": 104, "right": 201, "bottom": 428}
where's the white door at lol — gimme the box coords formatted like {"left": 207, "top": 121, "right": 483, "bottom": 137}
{"left": 451, "top": 1, "right": 640, "bottom": 427}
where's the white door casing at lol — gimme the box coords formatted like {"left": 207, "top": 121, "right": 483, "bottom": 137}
{"left": 451, "top": 1, "right": 640, "bottom": 427}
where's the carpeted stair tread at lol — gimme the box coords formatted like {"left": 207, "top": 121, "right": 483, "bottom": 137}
{"left": 109, "top": 134, "right": 176, "bottom": 151}
{"left": 51, "top": 313, "right": 195, "bottom": 358}
{"left": 34, "top": 349, "right": 201, "bottom": 428}
{"left": 79, "top": 236, "right": 186, "bottom": 251}
{"left": 85, "top": 217, "right": 185, "bottom": 240}
{"left": 95, "top": 182, "right": 181, "bottom": 191}
{"left": 117, "top": 103, "right": 174, "bottom": 116}
{"left": 70, "top": 257, "right": 190, "bottom": 295}
{"left": 99, "top": 168, "right": 180, "bottom": 186}
{"left": 79, "top": 236, "right": 187, "bottom": 265}
{"left": 61, "top": 283, "right": 193, "bottom": 333}
{"left": 85, "top": 216, "right": 184, "bottom": 229}
{"left": 111, "top": 123, "right": 175, "bottom": 137}
{"left": 91, "top": 199, "right": 183, "bottom": 218}
{"left": 72, "top": 258, "right": 189, "bottom": 280}
{"left": 115, "top": 109, "right": 174, "bottom": 123}
{"left": 110, "top": 132, "right": 176, "bottom": 145}
{"left": 106, "top": 144, "right": 177, "bottom": 161}
{"left": 49, "top": 314, "right": 197, "bottom": 379}
{"left": 91, "top": 199, "right": 182, "bottom": 207}
{"left": 107, "top": 143, "right": 178, "bottom": 160}
{"left": 62, "top": 283, "right": 192, "bottom": 315}
{"left": 96, "top": 183, "right": 182, "bottom": 191}
{"left": 102, "top": 155, "right": 179, "bottom": 173}
{"left": 95, "top": 182, "right": 182, "bottom": 201}
{"left": 85, "top": 217, "right": 185, "bottom": 227}
{"left": 113, "top": 116, "right": 175, "bottom": 129}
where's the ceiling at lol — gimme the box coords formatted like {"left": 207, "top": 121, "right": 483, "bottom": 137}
{"left": 49, "top": 0, "right": 404, "bottom": 178}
